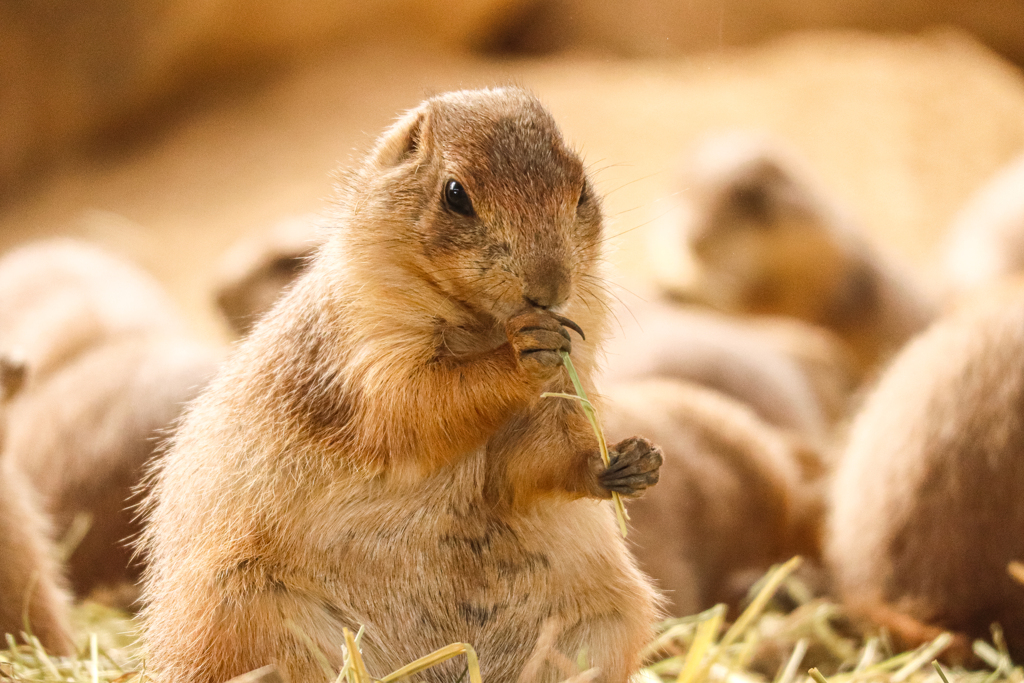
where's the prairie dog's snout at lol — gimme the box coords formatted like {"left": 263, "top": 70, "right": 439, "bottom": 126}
{"left": 521, "top": 254, "right": 572, "bottom": 312}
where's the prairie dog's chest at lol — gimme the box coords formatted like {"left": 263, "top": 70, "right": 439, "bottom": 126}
{"left": 320, "top": 461, "right": 553, "bottom": 588}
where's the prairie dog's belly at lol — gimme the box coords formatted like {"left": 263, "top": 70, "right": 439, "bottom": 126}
{"left": 282, "top": 455, "right": 627, "bottom": 678}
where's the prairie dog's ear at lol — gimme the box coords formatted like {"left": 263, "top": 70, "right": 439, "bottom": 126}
{"left": 0, "top": 355, "right": 26, "bottom": 402}
{"left": 371, "top": 106, "right": 430, "bottom": 168}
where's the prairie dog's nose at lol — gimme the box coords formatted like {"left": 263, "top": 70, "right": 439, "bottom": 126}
{"left": 523, "top": 257, "right": 570, "bottom": 310}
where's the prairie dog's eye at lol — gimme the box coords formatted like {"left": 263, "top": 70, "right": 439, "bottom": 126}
{"left": 444, "top": 179, "right": 475, "bottom": 217}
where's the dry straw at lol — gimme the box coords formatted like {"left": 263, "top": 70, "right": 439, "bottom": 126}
{"left": 542, "top": 349, "right": 630, "bottom": 537}
{"left": 4, "top": 556, "right": 1024, "bottom": 683}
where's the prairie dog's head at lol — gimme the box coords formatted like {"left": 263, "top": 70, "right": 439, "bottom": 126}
{"left": 340, "top": 87, "right": 602, "bottom": 322}
{"left": 652, "top": 134, "right": 858, "bottom": 321}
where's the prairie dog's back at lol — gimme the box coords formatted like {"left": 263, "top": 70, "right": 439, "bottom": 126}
{"left": 601, "top": 299, "right": 859, "bottom": 445}
{"left": 827, "top": 280, "right": 1024, "bottom": 655}
{"left": 0, "top": 239, "right": 184, "bottom": 380}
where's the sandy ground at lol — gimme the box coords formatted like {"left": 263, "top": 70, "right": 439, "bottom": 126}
{"left": 2, "top": 29, "right": 1023, "bottom": 342}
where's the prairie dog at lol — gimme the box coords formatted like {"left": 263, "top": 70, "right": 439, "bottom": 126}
{"left": 944, "top": 152, "right": 1024, "bottom": 291}
{"left": 0, "top": 239, "right": 220, "bottom": 598}
{"left": 0, "top": 356, "right": 73, "bottom": 654}
{"left": 827, "top": 279, "right": 1024, "bottom": 657}
{"left": 214, "top": 215, "right": 324, "bottom": 337}
{"left": 142, "top": 88, "right": 662, "bottom": 683}
{"left": 603, "top": 299, "right": 860, "bottom": 445}
{"left": 650, "top": 133, "right": 936, "bottom": 370}
{"left": 603, "top": 379, "right": 825, "bottom": 616}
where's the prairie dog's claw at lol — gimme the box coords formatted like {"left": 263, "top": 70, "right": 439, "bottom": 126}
{"left": 551, "top": 314, "right": 585, "bottom": 341}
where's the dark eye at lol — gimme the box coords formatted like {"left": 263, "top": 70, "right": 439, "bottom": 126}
{"left": 444, "top": 179, "right": 475, "bottom": 217}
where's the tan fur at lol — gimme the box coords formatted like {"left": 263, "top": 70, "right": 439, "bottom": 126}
{"left": 0, "top": 239, "right": 220, "bottom": 599}
{"left": 214, "top": 215, "right": 324, "bottom": 337}
{"left": 141, "top": 88, "right": 661, "bottom": 683}
{"left": 602, "top": 379, "right": 825, "bottom": 616}
{"left": 651, "top": 133, "right": 936, "bottom": 371}
{"left": 0, "top": 356, "right": 73, "bottom": 654}
{"left": 827, "top": 279, "right": 1024, "bottom": 658}
{"left": 603, "top": 299, "right": 859, "bottom": 445}
{"left": 944, "top": 152, "right": 1024, "bottom": 292}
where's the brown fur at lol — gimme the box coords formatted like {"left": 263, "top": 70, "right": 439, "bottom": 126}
{"left": 0, "top": 239, "right": 220, "bottom": 599}
{"left": 944, "top": 152, "right": 1024, "bottom": 292}
{"left": 0, "top": 356, "right": 73, "bottom": 654}
{"left": 651, "top": 133, "right": 936, "bottom": 371}
{"left": 141, "top": 88, "right": 661, "bottom": 683}
{"left": 602, "top": 379, "right": 825, "bottom": 616}
{"left": 214, "top": 215, "right": 324, "bottom": 337}
{"left": 827, "top": 279, "right": 1024, "bottom": 658}
{"left": 603, "top": 299, "right": 860, "bottom": 446}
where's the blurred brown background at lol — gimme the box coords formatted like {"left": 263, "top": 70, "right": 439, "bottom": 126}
{"left": 3, "top": 0, "right": 1024, "bottom": 341}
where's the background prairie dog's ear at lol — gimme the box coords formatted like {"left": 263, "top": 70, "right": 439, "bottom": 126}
{"left": 0, "top": 355, "right": 27, "bottom": 402}
{"left": 370, "top": 107, "right": 429, "bottom": 169}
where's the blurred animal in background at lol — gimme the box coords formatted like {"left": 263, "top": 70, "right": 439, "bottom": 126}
{"left": 650, "top": 133, "right": 936, "bottom": 372}
{"left": 0, "top": 355, "right": 73, "bottom": 653}
{"left": 0, "top": 239, "right": 220, "bottom": 605}
{"left": 213, "top": 215, "right": 323, "bottom": 337}
{"left": 603, "top": 378, "right": 826, "bottom": 616}
{"left": 827, "top": 279, "right": 1024, "bottom": 660}
{"left": 602, "top": 300, "right": 861, "bottom": 448}
{"left": 943, "top": 152, "right": 1024, "bottom": 292}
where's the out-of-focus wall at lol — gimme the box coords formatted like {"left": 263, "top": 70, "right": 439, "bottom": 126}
{"left": 0, "top": 0, "right": 524, "bottom": 196}
{"left": 508, "top": 0, "right": 1024, "bottom": 66}
{"left": 3, "top": 0, "right": 1023, "bottom": 202}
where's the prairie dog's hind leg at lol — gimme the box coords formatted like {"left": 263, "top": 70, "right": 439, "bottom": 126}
{"left": 145, "top": 576, "right": 350, "bottom": 683}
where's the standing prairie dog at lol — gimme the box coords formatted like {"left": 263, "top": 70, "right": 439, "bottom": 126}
{"left": 0, "top": 239, "right": 220, "bottom": 600}
{"left": 0, "top": 356, "right": 73, "bottom": 654}
{"left": 943, "top": 152, "right": 1024, "bottom": 291}
{"left": 827, "top": 279, "right": 1024, "bottom": 658}
{"left": 603, "top": 379, "right": 825, "bottom": 616}
{"left": 142, "top": 88, "right": 662, "bottom": 683}
{"left": 651, "top": 133, "right": 936, "bottom": 371}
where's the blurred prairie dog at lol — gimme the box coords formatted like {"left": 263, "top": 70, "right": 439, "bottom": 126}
{"left": 944, "top": 152, "right": 1024, "bottom": 291}
{"left": 603, "top": 378, "right": 825, "bottom": 616}
{"left": 0, "top": 239, "right": 220, "bottom": 599}
{"left": 827, "top": 279, "right": 1024, "bottom": 658}
{"left": 142, "top": 88, "right": 661, "bottom": 683}
{"left": 214, "top": 215, "right": 324, "bottom": 337}
{"left": 651, "top": 133, "right": 936, "bottom": 371}
{"left": 0, "top": 356, "right": 73, "bottom": 654}
{"left": 603, "top": 299, "right": 860, "bottom": 445}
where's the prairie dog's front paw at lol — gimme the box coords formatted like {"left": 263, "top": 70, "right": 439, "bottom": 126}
{"left": 592, "top": 436, "right": 663, "bottom": 499}
{"left": 506, "top": 310, "right": 572, "bottom": 380}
